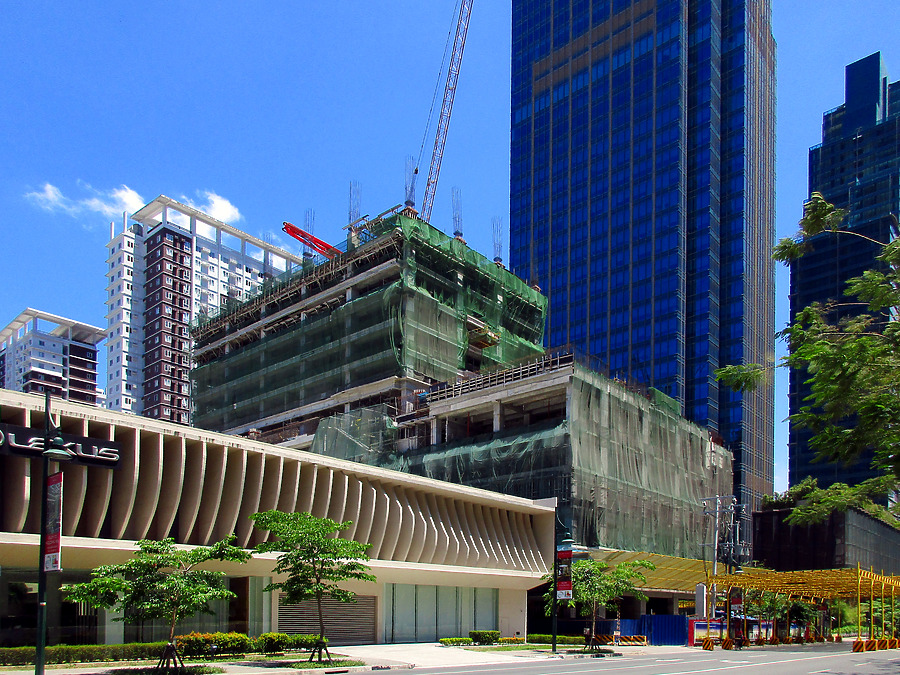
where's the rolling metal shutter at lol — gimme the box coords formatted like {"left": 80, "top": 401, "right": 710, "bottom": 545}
{"left": 277, "top": 595, "right": 377, "bottom": 645}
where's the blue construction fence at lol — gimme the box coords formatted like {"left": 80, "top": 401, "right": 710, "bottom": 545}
{"left": 594, "top": 615, "right": 688, "bottom": 645}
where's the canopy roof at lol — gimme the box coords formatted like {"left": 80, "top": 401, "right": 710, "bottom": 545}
{"left": 590, "top": 549, "right": 713, "bottom": 594}
{"left": 709, "top": 567, "right": 900, "bottom": 601}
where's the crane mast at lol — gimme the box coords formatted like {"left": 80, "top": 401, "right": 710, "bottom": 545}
{"left": 421, "top": 0, "right": 473, "bottom": 223}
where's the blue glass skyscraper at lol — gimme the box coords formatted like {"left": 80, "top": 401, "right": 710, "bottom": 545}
{"left": 789, "top": 52, "right": 900, "bottom": 489}
{"left": 509, "top": 1, "right": 775, "bottom": 510}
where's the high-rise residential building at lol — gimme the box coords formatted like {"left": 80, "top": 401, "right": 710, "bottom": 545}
{"left": 104, "top": 195, "right": 301, "bottom": 423}
{"left": 789, "top": 52, "right": 900, "bottom": 488}
{"left": 0, "top": 308, "right": 105, "bottom": 404}
{"left": 508, "top": 1, "right": 776, "bottom": 511}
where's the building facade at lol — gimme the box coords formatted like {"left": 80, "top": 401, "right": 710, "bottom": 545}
{"left": 0, "top": 389, "right": 554, "bottom": 647}
{"left": 508, "top": 0, "right": 776, "bottom": 513}
{"left": 104, "top": 196, "right": 301, "bottom": 422}
{"left": 0, "top": 309, "right": 104, "bottom": 405}
{"left": 789, "top": 52, "right": 900, "bottom": 488}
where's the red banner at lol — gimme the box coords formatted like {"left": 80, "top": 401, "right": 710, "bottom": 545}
{"left": 43, "top": 472, "right": 63, "bottom": 572}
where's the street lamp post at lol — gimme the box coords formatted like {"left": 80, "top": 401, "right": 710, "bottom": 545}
{"left": 35, "top": 389, "right": 70, "bottom": 675}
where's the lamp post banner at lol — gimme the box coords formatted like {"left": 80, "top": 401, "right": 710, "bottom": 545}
{"left": 44, "top": 472, "right": 62, "bottom": 572}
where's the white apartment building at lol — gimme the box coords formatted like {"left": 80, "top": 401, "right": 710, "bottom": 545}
{"left": 105, "top": 195, "right": 301, "bottom": 422}
{"left": 0, "top": 308, "right": 105, "bottom": 404}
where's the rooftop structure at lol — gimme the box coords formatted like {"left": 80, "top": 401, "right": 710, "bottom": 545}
{"left": 0, "top": 308, "right": 104, "bottom": 405}
{"left": 191, "top": 211, "right": 547, "bottom": 437}
{"left": 105, "top": 196, "right": 301, "bottom": 422}
{"left": 790, "top": 52, "right": 900, "bottom": 488}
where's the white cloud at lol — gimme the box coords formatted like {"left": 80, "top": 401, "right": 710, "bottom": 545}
{"left": 24, "top": 182, "right": 145, "bottom": 228}
{"left": 182, "top": 190, "right": 242, "bottom": 224}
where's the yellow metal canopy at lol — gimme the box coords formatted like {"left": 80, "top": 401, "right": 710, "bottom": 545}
{"left": 589, "top": 549, "right": 713, "bottom": 593}
{"left": 709, "top": 567, "right": 900, "bottom": 601}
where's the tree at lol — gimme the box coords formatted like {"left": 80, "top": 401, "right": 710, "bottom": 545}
{"left": 62, "top": 536, "right": 250, "bottom": 661}
{"left": 717, "top": 191, "right": 900, "bottom": 482}
{"left": 762, "top": 475, "right": 899, "bottom": 528}
{"left": 250, "top": 511, "right": 375, "bottom": 662}
{"left": 544, "top": 559, "right": 655, "bottom": 640}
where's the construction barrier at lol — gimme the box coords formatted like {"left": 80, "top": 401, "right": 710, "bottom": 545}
{"left": 593, "top": 635, "right": 615, "bottom": 645}
{"left": 702, "top": 638, "right": 715, "bottom": 651}
{"left": 722, "top": 638, "right": 733, "bottom": 650}
{"left": 617, "top": 635, "right": 648, "bottom": 646}
{"left": 890, "top": 638, "right": 899, "bottom": 649}
{"left": 852, "top": 640, "right": 865, "bottom": 652}
{"left": 877, "top": 639, "right": 888, "bottom": 650}
{"left": 864, "top": 639, "right": 877, "bottom": 651}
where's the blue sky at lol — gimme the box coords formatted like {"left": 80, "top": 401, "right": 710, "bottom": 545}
{"left": 2, "top": 1, "right": 899, "bottom": 492}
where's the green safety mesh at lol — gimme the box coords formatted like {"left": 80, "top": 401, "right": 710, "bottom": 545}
{"left": 192, "top": 214, "right": 546, "bottom": 432}
{"left": 306, "top": 364, "right": 731, "bottom": 558}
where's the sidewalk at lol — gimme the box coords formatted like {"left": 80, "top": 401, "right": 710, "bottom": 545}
{"left": 0, "top": 643, "right": 698, "bottom": 675}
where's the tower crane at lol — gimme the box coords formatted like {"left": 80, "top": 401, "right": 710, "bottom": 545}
{"left": 420, "top": 0, "right": 474, "bottom": 223}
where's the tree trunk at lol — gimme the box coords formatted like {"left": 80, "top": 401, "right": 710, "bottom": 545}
{"left": 317, "top": 591, "right": 325, "bottom": 642}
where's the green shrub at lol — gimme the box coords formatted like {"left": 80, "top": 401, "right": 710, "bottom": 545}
{"left": 525, "top": 634, "right": 584, "bottom": 645}
{"left": 498, "top": 637, "right": 524, "bottom": 644}
{"left": 439, "top": 637, "right": 474, "bottom": 646}
{"left": 469, "top": 630, "right": 500, "bottom": 645}
{"left": 212, "top": 632, "right": 252, "bottom": 655}
{"left": 175, "top": 632, "right": 252, "bottom": 657}
{"left": 256, "top": 633, "right": 291, "bottom": 654}
{"left": 0, "top": 642, "right": 169, "bottom": 666}
{"left": 288, "top": 634, "right": 326, "bottom": 651}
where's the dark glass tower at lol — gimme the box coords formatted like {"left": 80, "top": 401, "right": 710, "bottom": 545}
{"left": 509, "top": 0, "right": 776, "bottom": 511}
{"left": 789, "top": 52, "right": 900, "bottom": 488}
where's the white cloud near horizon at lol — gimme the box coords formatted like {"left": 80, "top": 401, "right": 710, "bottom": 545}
{"left": 182, "top": 190, "right": 242, "bottom": 224}
{"left": 24, "top": 182, "right": 145, "bottom": 227}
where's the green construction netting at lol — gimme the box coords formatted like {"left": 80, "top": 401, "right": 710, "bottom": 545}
{"left": 192, "top": 213, "right": 546, "bottom": 431}
{"left": 306, "top": 364, "right": 731, "bottom": 559}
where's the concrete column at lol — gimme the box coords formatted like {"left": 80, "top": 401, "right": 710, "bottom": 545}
{"left": 431, "top": 417, "right": 441, "bottom": 445}
{"left": 493, "top": 401, "right": 504, "bottom": 432}
{"left": 499, "top": 588, "right": 527, "bottom": 639}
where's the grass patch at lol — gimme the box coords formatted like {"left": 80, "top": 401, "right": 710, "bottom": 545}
{"left": 57, "top": 667, "right": 224, "bottom": 675}
{"left": 245, "top": 660, "right": 365, "bottom": 669}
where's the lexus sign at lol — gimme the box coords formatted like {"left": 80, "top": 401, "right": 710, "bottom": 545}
{"left": 0, "top": 423, "right": 120, "bottom": 468}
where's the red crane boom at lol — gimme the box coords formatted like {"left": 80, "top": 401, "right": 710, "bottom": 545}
{"left": 282, "top": 222, "right": 341, "bottom": 259}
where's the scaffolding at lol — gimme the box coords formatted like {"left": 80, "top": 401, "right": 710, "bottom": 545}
{"left": 304, "top": 363, "right": 731, "bottom": 558}
{"left": 191, "top": 213, "right": 547, "bottom": 433}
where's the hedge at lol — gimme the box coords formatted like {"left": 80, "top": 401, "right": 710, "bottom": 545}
{"left": 469, "top": 630, "right": 500, "bottom": 645}
{"left": 175, "top": 632, "right": 253, "bottom": 656}
{"left": 526, "top": 634, "right": 585, "bottom": 645}
{"left": 0, "top": 642, "right": 168, "bottom": 666}
{"left": 498, "top": 637, "right": 525, "bottom": 644}
{"left": 439, "top": 637, "right": 473, "bottom": 646}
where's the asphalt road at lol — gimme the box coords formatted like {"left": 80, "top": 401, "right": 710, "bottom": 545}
{"left": 404, "top": 646, "right": 900, "bottom": 675}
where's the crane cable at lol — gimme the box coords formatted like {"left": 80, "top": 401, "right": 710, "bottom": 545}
{"left": 416, "top": 0, "right": 463, "bottom": 175}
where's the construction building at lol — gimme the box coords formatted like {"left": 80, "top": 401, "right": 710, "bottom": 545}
{"left": 191, "top": 210, "right": 732, "bottom": 557}
{"left": 191, "top": 210, "right": 547, "bottom": 437}
{"left": 0, "top": 308, "right": 105, "bottom": 405}
{"left": 104, "top": 196, "right": 301, "bottom": 422}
